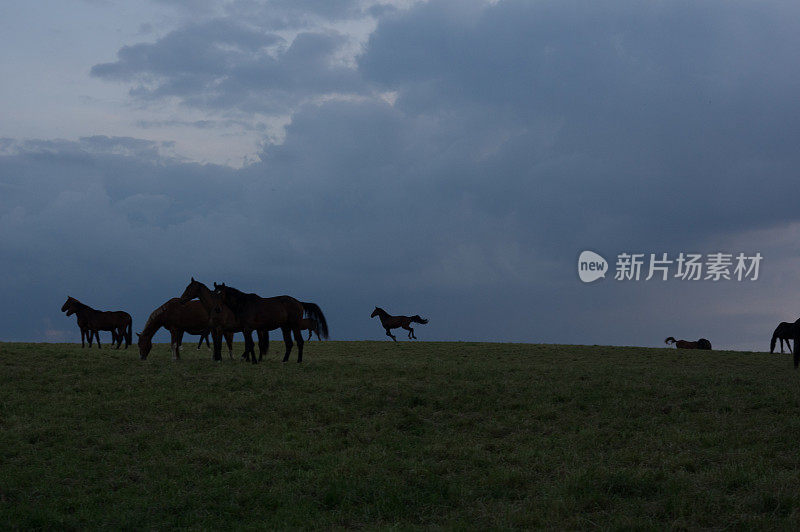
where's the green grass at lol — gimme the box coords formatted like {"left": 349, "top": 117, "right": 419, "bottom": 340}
{"left": 1, "top": 341, "right": 800, "bottom": 529}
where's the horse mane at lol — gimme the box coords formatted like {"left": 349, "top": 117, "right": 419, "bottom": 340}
{"left": 69, "top": 297, "right": 94, "bottom": 313}
{"left": 141, "top": 298, "right": 179, "bottom": 337}
{"left": 217, "top": 285, "right": 259, "bottom": 313}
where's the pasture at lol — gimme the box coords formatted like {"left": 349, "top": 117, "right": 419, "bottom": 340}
{"left": 1, "top": 341, "right": 799, "bottom": 528}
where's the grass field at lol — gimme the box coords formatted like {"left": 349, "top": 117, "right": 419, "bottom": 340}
{"left": 1, "top": 341, "right": 800, "bottom": 529}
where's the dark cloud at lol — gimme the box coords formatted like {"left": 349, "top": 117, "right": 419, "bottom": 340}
{"left": 5, "top": 1, "right": 800, "bottom": 349}
{"left": 91, "top": 18, "right": 364, "bottom": 113}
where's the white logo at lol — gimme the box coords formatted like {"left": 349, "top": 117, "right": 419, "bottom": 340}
{"left": 578, "top": 250, "right": 608, "bottom": 283}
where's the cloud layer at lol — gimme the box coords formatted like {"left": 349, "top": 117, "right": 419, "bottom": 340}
{"left": 3, "top": 0, "right": 800, "bottom": 350}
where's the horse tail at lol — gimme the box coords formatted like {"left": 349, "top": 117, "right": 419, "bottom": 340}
{"left": 411, "top": 315, "right": 428, "bottom": 325}
{"left": 302, "top": 302, "right": 329, "bottom": 340}
{"left": 664, "top": 337, "right": 676, "bottom": 345}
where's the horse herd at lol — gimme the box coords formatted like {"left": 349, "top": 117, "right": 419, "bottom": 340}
{"left": 61, "top": 278, "right": 429, "bottom": 363}
{"left": 664, "top": 319, "right": 800, "bottom": 368}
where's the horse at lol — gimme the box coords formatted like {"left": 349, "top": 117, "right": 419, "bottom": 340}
{"left": 178, "top": 278, "right": 270, "bottom": 362}
{"left": 212, "top": 282, "right": 328, "bottom": 363}
{"left": 61, "top": 297, "right": 132, "bottom": 349}
{"left": 664, "top": 337, "right": 712, "bottom": 350}
{"left": 770, "top": 319, "right": 800, "bottom": 354}
{"left": 61, "top": 298, "right": 95, "bottom": 347}
{"left": 137, "top": 298, "right": 235, "bottom": 360}
{"left": 299, "top": 317, "right": 322, "bottom": 341}
{"left": 370, "top": 307, "right": 428, "bottom": 342}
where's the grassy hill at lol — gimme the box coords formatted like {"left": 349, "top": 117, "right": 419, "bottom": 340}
{"left": 1, "top": 341, "right": 799, "bottom": 528}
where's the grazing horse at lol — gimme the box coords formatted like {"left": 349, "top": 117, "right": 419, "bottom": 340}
{"left": 137, "top": 298, "right": 234, "bottom": 360}
{"left": 664, "top": 337, "right": 712, "bottom": 350}
{"left": 770, "top": 319, "right": 800, "bottom": 354}
{"left": 61, "top": 297, "right": 132, "bottom": 349}
{"left": 371, "top": 307, "right": 428, "bottom": 342}
{"left": 213, "top": 282, "right": 329, "bottom": 363}
{"left": 178, "top": 278, "right": 270, "bottom": 362}
{"left": 300, "top": 317, "right": 323, "bottom": 341}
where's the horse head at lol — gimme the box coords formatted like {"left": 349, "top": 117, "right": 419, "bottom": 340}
{"left": 179, "top": 277, "right": 204, "bottom": 303}
{"left": 137, "top": 332, "right": 152, "bottom": 360}
{"left": 370, "top": 307, "right": 382, "bottom": 318}
{"left": 61, "top": 296, "right": 77, "bottom": 314}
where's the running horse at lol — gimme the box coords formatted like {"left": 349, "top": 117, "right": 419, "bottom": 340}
{"left": 61, "top": 297, "right": 132, "bottom": 349}
{"left": 212, "top": 282, "right": 329, "bottom": 363}
{"left": 770, "top": 319, "right": 800, "bottom": 354}
{"left": 664, "top": 337, "right": 712, "bottom": 350}
{"left": 137, "top": 298, "right": 235, "bottom": 360}
{"left": 371, "top": 307, "right": 428, "bottom": 342}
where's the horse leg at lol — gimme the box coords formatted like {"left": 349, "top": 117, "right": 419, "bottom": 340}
{"left": 115, "top": 327, "right": 124, "bottom": 349}
{"left": 293, "top": 327, "right": 304, "bottom": 363}
{"left": 240, "top": 330, "right": 252, "bottom": 362}
{"left": 402, "top": 325, "right": 414, "bottom": 339}
{"left": 307, "top": 329, "right": 313, "bottom": 341}
{"left": 244, "top": 330, "right": 257, "bottom": 364}
{"left": 211, "top": 329, "right": 222, "bottom": 361}
{"left": 94, "top": 330, "right": 102, "bottom": 349}
{"left": 225, "top": 331, "right": 234, "bottom": 359}
{"left": 176, "top": 330, "right": 185, "bottom": 360}
{"left": 169, "top": 330, "right": 178, "bottom": 360}
{"left": 385, "top": 328, "right": 397, "bottom": 342}
{"left": 281, "top": 327, "right": 294, "bottom": 362}
{"left": 197, "top": 335, "right": 204, "bottom": 350}
{"left": 257, "top": 330, "right": 269, "bottom": 362}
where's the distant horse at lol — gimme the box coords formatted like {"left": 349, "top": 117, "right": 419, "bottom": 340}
{"left": 62, "top": 297, "right": 132, "bottom": 349}
{"left": 137, "top": 298, "right": 235, "bottom": 360}
{"left": 371, "top": 307, "right": 428, "bottom": 342}
{"left": 212, "top": 282, "right": 329, "bottom": 363}
{"left": 178, "top": 278, "right": 270, "bottom": 362}
{"left": 664, "top": 337, "right": 712, "bottom": 350}
{"left": 300, "top": 317, "right": 323, "bottom": 341}
{"left": 770, "top": 319, "right": 800, "bottom": 354}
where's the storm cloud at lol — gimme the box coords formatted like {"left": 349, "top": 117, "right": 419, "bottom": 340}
{"left": 2, "top": 0, "right": 800, "bottom": 349}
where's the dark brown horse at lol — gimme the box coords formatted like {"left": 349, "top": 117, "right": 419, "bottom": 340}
{"left": 371, "top": 307, "right": 428, "bottom": 342}
{"left": 770, "top": 319, "right": 800, "bottom": 354}
{"left": 178, "top": 278, "right": 269, "bottom": 362}
{"left": 664, "top": 337, "right": 712, "bottom": 350}
{"left": 212, "top": 282, "right": 328, "bottom": 363}
{"left": 137, "top": 298, "right": 234, "bottom": 360}
{"left": 61, "top": 298, "right": 95, "bottom": 347}
{"left": 300, "top": 317, "right": 322, "bottom": 341}
{"left": 62, "top": 297, "right": 132, "bottom": 349}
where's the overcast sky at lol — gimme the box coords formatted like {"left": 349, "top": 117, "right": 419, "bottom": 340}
{"left": 2, "top": 0, "right": 800, "bottom": 351}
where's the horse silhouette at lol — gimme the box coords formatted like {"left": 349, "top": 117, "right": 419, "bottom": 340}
{"left": 62, "top": 296, "right": 131, "bottom": 349}
{"left": 770, "top": 319, "right": 800, "bottom": 353}
{"left": 664, "top": 337, "right": 712, "bottom": 350}
{"left": 371, "top": 307, "right": 428, "bottom": 342}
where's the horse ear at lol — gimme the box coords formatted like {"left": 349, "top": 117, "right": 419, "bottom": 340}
{"left": 214, "top": 282, "right": 219, "bottom": 288}
{"left": 191, "top": 276, "right": 195, "bottom": 282}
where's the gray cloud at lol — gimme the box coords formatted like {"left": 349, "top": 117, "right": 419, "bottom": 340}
{"left": 91, "top": 18, "right": 365, "bottom": 113}
{"left": 4, "top": 0, "right": 800, "bottom": 350}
